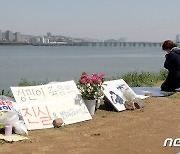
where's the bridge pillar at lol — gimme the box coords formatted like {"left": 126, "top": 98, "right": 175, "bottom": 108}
{"left": 123, "top": 42, "right": 126, "bottom": 47}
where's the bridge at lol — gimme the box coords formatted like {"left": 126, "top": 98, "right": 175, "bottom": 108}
{"left": 30, "top": 41, "right": 163, "bottom": 47}
{"left": 70, "top": 42, "right": 162, "bottom": 47}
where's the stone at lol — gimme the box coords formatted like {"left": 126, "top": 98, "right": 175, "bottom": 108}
{"left": 52, "top": 118, "right": 64, "bottom": 128}
{"left": 133, "top": 98, "right": 144, "bottom": 109}
{"left": 145, "top": 92, "right": 153, "bottom": 96}
{"left": 124, "top": 101, "right": 136, "bottom": 110}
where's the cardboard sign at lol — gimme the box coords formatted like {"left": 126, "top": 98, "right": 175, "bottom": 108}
{"left": 103, "top": 79, "right": 147, "bottom": 111}
{"left": 11, "top": 81, "right": 92, "bottom": 130}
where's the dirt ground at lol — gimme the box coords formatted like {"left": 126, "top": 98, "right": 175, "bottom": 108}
{"left": 0, "top": 92, "right": 180, "bottom": 154}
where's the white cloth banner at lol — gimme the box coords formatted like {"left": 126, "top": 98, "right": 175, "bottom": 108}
{"left": 11, "top": 80, "right": 92, "bottom": 130}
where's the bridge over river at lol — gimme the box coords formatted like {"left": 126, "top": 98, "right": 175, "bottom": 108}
{"left": 29, "top": 41, "right": 163, "bottom": 47}
{"left": 71, "top": 41, "right": 162, "bottom": 47}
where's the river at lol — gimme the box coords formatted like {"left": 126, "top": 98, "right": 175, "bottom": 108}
{"left": 0, "top": 45, "right": 165, "bottom": 90}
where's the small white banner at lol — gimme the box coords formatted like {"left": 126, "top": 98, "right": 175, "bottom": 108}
{"left": 11, "top": 80, "right": 92, "bottom": 130}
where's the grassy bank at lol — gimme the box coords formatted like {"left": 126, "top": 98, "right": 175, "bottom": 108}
{"left": 107, "top": 68, "right": 168, "bottom": 87}
{"left": 1, "top": 69, "right": 168, "bottom": 97}
{"left": 18, "top": 69, "right": 168, "bottom": 87}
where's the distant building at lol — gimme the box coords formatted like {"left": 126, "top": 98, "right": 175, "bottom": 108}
{"left": 14, "top": 32, "right": 21, "bottom": 42}
{"left": 21, "top": 35, "right": 31, "bottom": 43}
{"left": 44, "top": 37, "right": 49, "bottom": 43}
{"left": 46, "top": 38, "right": 50, "bottom": 43}
{"left": 47, "top": 32, "right": 51, "bottom": 38}
{"left": 30, "top": 37, "right": 40, "bottom": 44}
{"left": 40, "top": 36, "right": 45, "bottom": 43}
{"left": 2, "top": 32, "right": 6, "bottom": 40}
{"left": 176, "top": 34, "right": 180, "bottom": 43}
{"left": 0, "top": 30, "right": 2, "bottom": 41}
{"left": 5, "top": 30, "right": 13, "bottom": 42}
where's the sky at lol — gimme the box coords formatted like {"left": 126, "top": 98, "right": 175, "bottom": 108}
{"left": 0, "top": 0, "right": 180, "bottom": 42}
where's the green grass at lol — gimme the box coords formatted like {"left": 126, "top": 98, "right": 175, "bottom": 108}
{"left": 106, "top": 69, "right": 168, "bottom": 87}
{"left": 18, "top": 78, "right": 48, "bottom": 86}
{"left": 16, "top": 69, "right": 168, "bottom": 87}
{"left": 0, "top": 69, "right": 168, "bottom": 95}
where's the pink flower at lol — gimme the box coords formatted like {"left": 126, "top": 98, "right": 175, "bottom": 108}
{"left": 80, "top": 78, "right": 86, "bottom": 83}
{"left": 87, "top": 77, "right": 93, "bottom": 83}
{"left": 97, "top": 79, "right": 102, "bottom": 84}
{"left": 80, "top": 73, "right": 88, "bottom": 83}
{"left": 99, "top": 73, "right": 105, "bottom": 79}
{"left": 92, "top": 73, "right": 98, "bottom": 77}
{"left": 81, "top": 74, "right": 88, "bottom": 79}
{"left": 77, "top": 72, "right": 105, "bottom": 100}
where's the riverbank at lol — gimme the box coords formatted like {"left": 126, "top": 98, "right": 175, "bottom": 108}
{"left": 0, "top": 89, "right": 180, "bottom": 153}
{"left": 1, "top": 69, "right": 180, "bottom": 153}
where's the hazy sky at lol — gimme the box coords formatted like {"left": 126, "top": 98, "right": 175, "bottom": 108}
{"left": 1, "top": 0, "right": 180, "bottom": 42}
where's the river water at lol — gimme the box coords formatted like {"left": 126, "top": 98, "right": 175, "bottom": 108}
{"left": 0, "top": 45, "right": 165, "bottom": 90}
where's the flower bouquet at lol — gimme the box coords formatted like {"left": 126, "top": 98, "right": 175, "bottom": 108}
{"left": 77, "top": 72, "right": 105, "bottom": 115}
{"left": 77, "top": 72, "right": 105, "bottom": 100}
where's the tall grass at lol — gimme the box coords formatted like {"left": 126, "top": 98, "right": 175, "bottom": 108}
{"left": 18, "top": 78, "right": 48, "bottom": 86}
{"left": 18, "top": 69, "right": 168, "bottom": 87}
{"left": 1, "top": 69, "right": 168, "bottom": 91}
{"left": 106, "top": 69, "right": 168, "bottom": 87}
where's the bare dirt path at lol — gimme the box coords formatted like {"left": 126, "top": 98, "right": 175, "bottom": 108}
{"left": 0, "top": 92, "right": 180, "bottom": 154}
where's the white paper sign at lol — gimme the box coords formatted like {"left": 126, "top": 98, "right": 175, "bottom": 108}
{"left": 11, "top": 81, "right": 92, "bottom": 130}
{"left": 103, "top": 79, "right": 146, "bottom": 111}
{"left": 105, "top": 79, "right": 137, "bottom": 100}
{"left": 103, "top": 86, "right": 126, "bottom": 112}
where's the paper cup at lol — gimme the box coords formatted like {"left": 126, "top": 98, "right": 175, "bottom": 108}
{"left": 5, "top": 125, "right": 12, "bottom": 136}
